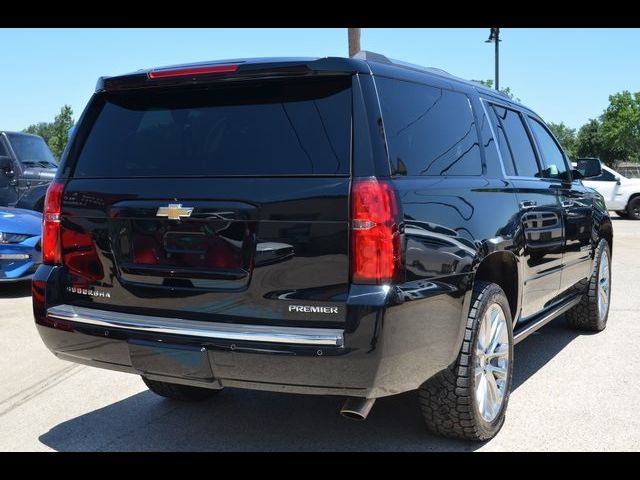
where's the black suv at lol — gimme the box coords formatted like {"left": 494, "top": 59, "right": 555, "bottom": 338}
{"left": 0, "top": 131, "right": 58, "bottom": 211}
{"left": 33, "top": 53, "right": 612, "bottom": 441}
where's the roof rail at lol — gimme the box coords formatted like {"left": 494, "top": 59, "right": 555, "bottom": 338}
{"left": 469, "top": 80, "right": 514, "bottom": 100}
{"left": 352, "top": 50, "right": 455, "bottom": 78}
{"left": 352, "top": 50, "right": 392, "bottom": 63}
{"left": 353, "top": 50, "right": 517, "bottom": 103}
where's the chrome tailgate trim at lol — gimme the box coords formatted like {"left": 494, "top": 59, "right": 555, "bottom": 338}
{"left": 47, "top": 304, "right": 344, "bottom": 347}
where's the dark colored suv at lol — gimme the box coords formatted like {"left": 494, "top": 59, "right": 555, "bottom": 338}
{"left": 0, "top": 131, "right": 58, "bottom": 211}
{"left": 33, "top": 53, "right": 612, "bottom": 441}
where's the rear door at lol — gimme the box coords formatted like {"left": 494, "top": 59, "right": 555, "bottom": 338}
{"left": 59, "top": 75, "right": 354, "bottom": 328}
{"left": 486, "top": 102, "right": 564, "bottom": 319}
{"left": 526, "top": 115, "right": 594, "bottom": 293}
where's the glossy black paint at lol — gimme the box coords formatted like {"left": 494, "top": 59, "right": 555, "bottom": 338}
{"left": 34, "top": 56, "right": 612, "bottom": 399}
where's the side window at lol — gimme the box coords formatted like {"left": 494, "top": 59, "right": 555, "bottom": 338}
{"left": 592, "top": 169, "right": 616, "bottom": 182}
{"left": 490, "top": 105, "right": 539, "bottom": 178}
{"left": 528, "top": 117, "right": 569, "bottom": 180}
{"left": 376, "top": 77, "right": 482, "bottom": 176}
{"left": 476, "top": 106, "right": 502, "bottom": 174}
{"left": 486, "top": 105, "right": 516, "bottom": 176}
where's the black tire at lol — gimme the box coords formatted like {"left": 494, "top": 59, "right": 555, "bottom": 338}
{"left": 566, "top": 239, "right": 611, "bottom": 332}
{"left": 142, "top": 377, "right": 222, "bottom": 401}
{"left": 627, "top": 197, "right": 640, "bottom": 220}
{"left": 418, "top": 281, "right": 514, "bottom": 441}
{"left": 615, "top": 210, "right": 628, "bottom": 218}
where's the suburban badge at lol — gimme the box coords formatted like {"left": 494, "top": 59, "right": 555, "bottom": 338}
{"left": 66, "top": 286, "right": 111, "bottom": 299}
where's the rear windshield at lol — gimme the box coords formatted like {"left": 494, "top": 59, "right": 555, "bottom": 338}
{"left": 72, "top": 77, "right": 352, "bottom": 177}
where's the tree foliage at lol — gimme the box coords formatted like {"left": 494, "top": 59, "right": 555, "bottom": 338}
{"left": 576, "top": 119, "right": 605, "bottom": 159}
{"left": 24, "top": 105, "right": 74, "bottom": 160}
{"left": 547, "top": 122, "right": 577, "bottom": 159}
{"left": 598, "top": 91, "right": 640, "bottom": 165}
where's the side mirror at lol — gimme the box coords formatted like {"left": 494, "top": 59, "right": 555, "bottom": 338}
{"left": 571, "top": 169, "right": 584, "bottom": 180}
{"left": 615, "top": 176, "right": 621, "bottom": 185}
{"left": 575, "top": 158, "right": 603, "bottom": 179}
{"left": 0, "top": 156, "right": 14, "bottom": 176}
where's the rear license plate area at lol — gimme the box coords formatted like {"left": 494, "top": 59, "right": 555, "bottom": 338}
{"left": 129, "top": 340, "right": 214, "bottom": 380}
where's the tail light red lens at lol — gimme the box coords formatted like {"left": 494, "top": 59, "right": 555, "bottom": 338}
{"left": 62, "top": 228, "right": 104, "bottom": 282}
{"left": 43, "top": 181, "right": 64, "bottom": 265}
{"left": 350, "top": 178, "right": 402, "bottom": 284}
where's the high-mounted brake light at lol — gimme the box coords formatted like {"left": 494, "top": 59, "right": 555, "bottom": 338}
{"left": 43, "top": 180, "right": 64, "bottom": 265}
{"left": 148, "top": 64, "right": 240, "bottom": 79}
{"left": 350, "top": 178, "right": 402, "bottom": 284}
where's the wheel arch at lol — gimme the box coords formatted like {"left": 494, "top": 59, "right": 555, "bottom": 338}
{"left": 625, "top": 192, "right": 640, "bottom": 212}
{"left": 599, "top": 218, "right": 613, "bottom": 254}
{"left": 472, "top": 251, "right": 520, "bottom": 322}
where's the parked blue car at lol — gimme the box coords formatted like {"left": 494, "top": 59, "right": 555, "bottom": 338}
{"left": 0, "top": 207, "right": 41, "bottom": 282}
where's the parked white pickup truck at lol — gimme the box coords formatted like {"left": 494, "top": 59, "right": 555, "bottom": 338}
{"left": 576, "top": 158, "right": 640, "bottom": 219}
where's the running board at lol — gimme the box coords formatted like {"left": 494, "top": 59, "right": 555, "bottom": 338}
{"left": 513, "top": 296, "right": 582, "bottom": 344}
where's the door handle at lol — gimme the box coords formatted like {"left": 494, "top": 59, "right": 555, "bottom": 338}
{"left": 561, "top": 200, "right": 575, "bottom": 208}
{"left": 519, "top": 200, "right": 537, "bottom": 209}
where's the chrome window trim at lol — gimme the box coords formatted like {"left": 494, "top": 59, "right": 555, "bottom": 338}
{"left": 481, "top": 97, "right": 548, "bottom": 182}
{"left": 479, "top": 98, "right": 509, "bottom": 179}
{"left": 47, "top": 304, "right": 344, "bottom": 347}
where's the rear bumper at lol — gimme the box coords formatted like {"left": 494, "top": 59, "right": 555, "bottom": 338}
{"left": 34, "top": 266, "right": 469, "bottom": 399}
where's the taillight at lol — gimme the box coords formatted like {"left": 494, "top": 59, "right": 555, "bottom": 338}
{"left": 43, "top": 180, "right": 64, "bottom": 265}
{"left": 148, "top": 64, "right": 239, "bottom": 79}
{"left": 350, "top": 178, "right": 402, "bottom": 284}
{"left": 62, "top": 228, "right": 104, "bottom": 282}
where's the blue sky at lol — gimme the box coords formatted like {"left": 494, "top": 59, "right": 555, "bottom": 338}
{"left": 1, "top": 28, "right": 638, "bottom": 132}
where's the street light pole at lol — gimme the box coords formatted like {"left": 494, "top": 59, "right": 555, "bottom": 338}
{"left": 485, "top": 28, "right": 501, "bottom": 91}
{"left": 348, "top": 28, "right": 361, "bottom": 57}
{"left": 494, "top": 29, "right": 499, "bottom": 91}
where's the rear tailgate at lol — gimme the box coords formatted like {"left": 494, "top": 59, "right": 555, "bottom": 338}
{"left": 59, "top": 75, "right": 353, "bottom": 328}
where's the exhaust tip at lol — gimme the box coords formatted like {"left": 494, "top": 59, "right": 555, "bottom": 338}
{"left": 340, "top": 397, "right": 376, "bottom": 421}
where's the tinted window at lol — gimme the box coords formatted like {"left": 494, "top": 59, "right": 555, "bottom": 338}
{"left": 487, "top": 105, "right": 516, "bottom": 176}
{"left": 528, "top": 117, "right": 568, "bottom": 180}
{"left": 73, "top": 77, "right": 352, "bottom": 177}
{"left": 491, "top": 106, "right": 539, "bottom": 178}
{"left": 592, "top": 169, "right": 616, "bottom": 182}
{"left": 6, "top": 133, "right": 57, "bottom": 167}
{"left": 376, "top": 78, "right": 482, "bottom": 176}
{"left": 476, "top": 108, "right": 502, "bottom": 174}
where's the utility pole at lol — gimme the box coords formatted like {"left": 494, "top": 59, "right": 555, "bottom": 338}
{"left": 348, "top": 28, "right": 361, "bottom": 57}
{"left": 485, "top": 28, "right": 501, "bottom": 91}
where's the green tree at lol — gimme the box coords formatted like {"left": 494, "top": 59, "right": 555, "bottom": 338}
{"left": 576, "top": 119, "right": 606, "bottom": 160}
{"left": 599, "top": 91, "right": 640, "bottom": 165}
{"left": 24, "top": 105, "right": 74, "bottom": 160}
{"left": 547, "top": 122, "right": 577, "bottom": 159}
{"left": 472, "top": 79, "right": 521, "bottom": 102}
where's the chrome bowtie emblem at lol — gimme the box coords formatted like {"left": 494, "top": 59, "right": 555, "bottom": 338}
{"left": 156, "top": 203, "right": 194, "bottom": 221}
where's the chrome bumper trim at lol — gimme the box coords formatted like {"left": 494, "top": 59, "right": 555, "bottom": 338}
{"left": 47, "top": 304, "right": 344, "bottom": 347}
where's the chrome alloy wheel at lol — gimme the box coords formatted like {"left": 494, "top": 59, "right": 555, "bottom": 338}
{"left": 474, "top": 303, "right": 510, "bottom": 423}
{"left": 598, "top": 249, "right": 611, "bottom": 320}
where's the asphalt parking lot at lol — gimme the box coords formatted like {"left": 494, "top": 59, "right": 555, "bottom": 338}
{"left": 1, "top": 216, "right": 638, "bottom": 451}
